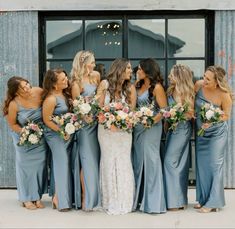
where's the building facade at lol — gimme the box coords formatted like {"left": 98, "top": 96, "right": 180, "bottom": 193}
{"left": 0, "top": 0, "right": 235, "bottom": 188}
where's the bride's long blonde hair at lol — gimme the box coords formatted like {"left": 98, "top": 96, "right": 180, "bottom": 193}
{"left": 167, "top": 64, "right": 195, "bottom": 109}
{"left": 70, "top": 50, "right": 96, "bottom": 87}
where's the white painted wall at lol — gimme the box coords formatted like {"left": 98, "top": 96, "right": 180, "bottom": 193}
{"left": 1, "top": 0, "right": 235, "bottom": 11}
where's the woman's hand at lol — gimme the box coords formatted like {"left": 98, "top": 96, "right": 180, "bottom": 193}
{"left": 201, "top": 123, "right": 212, "bottom": 130}
{"left": 110, "top": 124, "right": 119, "bottom": 132}
{"left": 63, "top": 132, "right": 71, "bottom": 141}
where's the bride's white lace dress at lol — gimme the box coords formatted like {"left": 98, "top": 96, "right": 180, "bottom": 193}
{"left": 98, "top": 83, "right": 135, "bottom": 215}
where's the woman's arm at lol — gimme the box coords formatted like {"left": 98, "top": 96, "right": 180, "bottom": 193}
{"left": 221, "top": 92, "right": 232, "bottom": 121}
{"left": 42, "top": 96, "right": 60, "bottom": 132}
{"left": 71, "top": 82, "right": 81, "bottom": 100}
{"left": 95, "top": 80, "right": 107, "bottom": 107}
{"left": 153, "top": 83, "right": 168, "bottom": 123}
{"left": 129, "top": 84, "right": 137, "bottom": 110}
{"left": 6, "top": 101, "right": 22, "bottom": 133}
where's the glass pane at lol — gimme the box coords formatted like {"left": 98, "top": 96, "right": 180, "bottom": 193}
{"left": 168, "top": 19, "right": 205, "bottom": 58}
{"left": 47, "top": 61, "right": 72, "bottom": 76}
{"left": 128, "top": 19, "right": 165, "bottom": 58}
{"left": 46, "top": 20, "right": 83, "bottom": 59}
{"left": 85, "top": 20, "right": 122, "bottom": 58}
{"left": 167, "top": 60, "right": 205, "bottom": 82}
{"left": 130, "top": 60, "right": 165, "bottom": 84}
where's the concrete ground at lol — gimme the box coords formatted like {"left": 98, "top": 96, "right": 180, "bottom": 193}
{"left": 0, "top": 188, "right": 235, "bottom": 228}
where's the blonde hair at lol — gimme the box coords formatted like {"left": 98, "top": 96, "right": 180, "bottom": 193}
{"left": 70, "top": 50, "right": 96, "bottom": 87}
{"left": 206, "top": 65, "right": 233, "bottom": 99}
{"left": 167, "top": 64, "right": 195, "bottom": 110}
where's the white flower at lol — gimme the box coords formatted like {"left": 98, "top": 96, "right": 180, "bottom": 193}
{"left": 28, "top": 134, "right": 39, "bottom": 144}
{"left": 117, "top": 110, "right": 128, "bottom": 119}
{"left": 65, "top": 123, "right": 76, "bottom": 134}
{"left": 73, "top": 99, "right": 80, "bottom": 107}
{"left": 205, "top": 110, "right": 215, "bottom": 120}
{"left": 80, "top": 103, "right": 91, "bottom": 115}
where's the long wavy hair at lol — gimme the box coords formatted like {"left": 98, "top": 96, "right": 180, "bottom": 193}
{"left": 136, "top": 58, "right": 163, "bottom": 102}
{"left": 167, "top": 64, "right": 195, "bottom": 109}
{"left": 71, "top": 50, "right": 96, "bottom": 87}
{"left": 2, "top": 76, "right": 29, "bottom": 116}
{"left": 206, "top": 65, "right": 233, "bottom": 99}
{"left": 106, "top": 58, "right": 131, "bottom": 104}
{"left": 42, "top": 68, "right": 72, "bottom": 110}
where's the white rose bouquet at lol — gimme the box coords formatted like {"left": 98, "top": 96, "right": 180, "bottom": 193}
{"left": 18, "top": 121, "right": 43, "bottom": 146}
{"left": 97, "top": 101, "right": 137, "bottom": 133}
{"left": 160, "top": 102, "right": 189, "bottom": 131}
{"left": 51, "top": 112, "right": 82, "bottom": 139}
{"left": 72, "top": 96, "right": 100, "bottom": 125}
{"left": 197, "top": 103, "right": 224, "bottom": 136}
{"left": 135, "top": 104, "right": 155, "bottom": 128}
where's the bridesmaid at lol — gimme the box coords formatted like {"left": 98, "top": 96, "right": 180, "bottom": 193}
{"left": 163, "top": 64, "right": 195, "bottom": 210}
{"left": 194, "top": 65, "right": 232, "bottom": 213}
{"left": 42, "top": 68, "right": 73, "bottom": 211}
{"left": 132, "top": 58, "right": 167, "bottom": 213}
{"left": 70, "top": 50, "right": 101, "bottom": 210}
{"left": 2, "top": 76, "right": 47, "bottom": 210}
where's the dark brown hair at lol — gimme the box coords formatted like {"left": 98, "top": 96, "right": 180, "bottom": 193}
{"left": 136, "top": 58, "right": 163, "bottom": 102}
{"left": 42, "top": 68, "right": 73, "bottom": 110}
{"left": 2, "top": 76, "right": 29, "bottom": 116}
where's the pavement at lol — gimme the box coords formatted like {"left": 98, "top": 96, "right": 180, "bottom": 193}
{"left": 0, "top": 188, "right": 235, "bottom": 228}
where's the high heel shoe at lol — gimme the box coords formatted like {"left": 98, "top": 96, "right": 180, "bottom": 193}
{"left": 22, "top": 201, "right": 37, "bottom": 210}
{"left": 35, "top": 200, "right": 45, "bottom": 209}
{"left": 198, "top": 207, "right": 219, "bottom": 213}
{"left": 194, "top": 203, "right": 202, "bottom": 209}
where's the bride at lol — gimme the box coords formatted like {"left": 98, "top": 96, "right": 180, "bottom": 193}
{"left": 96, "top": 58, "right": 136, "bottom": 215}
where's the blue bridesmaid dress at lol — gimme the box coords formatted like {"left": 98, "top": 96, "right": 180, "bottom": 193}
{"left": 44, "top": 96, "right": 73, "bottom": 210}
{"left": 72, "top": 83, "right": 101, "bottom": 210}
{"left": 195, "top": 89, "right": 228, "bottom": 208}
{"left": 163, "top": 96, "right": 192, "bottom": 209}
{"left": 10, "top": 104, "right": 47, "bottom": 202}
{"left": 132, "top": 90, "right": 166, "bottom": 213}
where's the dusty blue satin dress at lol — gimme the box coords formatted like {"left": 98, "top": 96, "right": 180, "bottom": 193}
{"left": 195, "top": 88, "right": 228, "bottom": 208}
{"left": 10, "top": 104, "right": 47, "bottom": 202}
{"left": 44, "top": 96, "right": 73, "bottom": 210}
{"left": 163, "top": 96, "right": 192, "bottom": 209}
{"left": 132, "top": 90, "right": 166, "bottom": 213}
{"left": 72, "top": 83, "right": 101, "bottom": 209}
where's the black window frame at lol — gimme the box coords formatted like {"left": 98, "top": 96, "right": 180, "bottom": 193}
{"left": 38, "top": 10, "right": 214, "bottom": 86}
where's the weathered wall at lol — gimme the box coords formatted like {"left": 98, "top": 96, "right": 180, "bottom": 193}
{"left": 0, "top": 11, "right": 39, "bottom": 187}
{"left": 215, "top": 11, "right": 235, "bottom": 188}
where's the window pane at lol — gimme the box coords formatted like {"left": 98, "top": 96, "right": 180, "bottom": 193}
{"left": 85, "top": 20, "right": 122, "bottom": 58}
{"left": 168, "top": 19, "right": 205, "bottom": 58}
{"left": 128, "top": 19, "right": 165, "bottom": 58}
{"left": 46, "top": 20, "right": 83, "bottom": 59}
{"left": 47, "top": 61, "right": 72, "bottom": 75}
{"left": 167, "top": 60, "right": 205, "bottom": 82}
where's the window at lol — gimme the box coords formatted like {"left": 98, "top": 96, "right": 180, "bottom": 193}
{"left": 39, "top": 11, "right": 214, "bottom": 85}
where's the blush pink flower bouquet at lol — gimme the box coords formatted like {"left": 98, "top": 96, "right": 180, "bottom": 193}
{"left": 97, "top": 102, "right": 137, "bottom": 133}
{"left": 161, "top": 103, "right": 189, "bottom": 131}
{"left": 51, "top": 112, "right": 82, "bottom": 139}
{"left": 197, "top": 103, "right": 224, "bottom": 136}
{"left": 18, "top": 121, "right": 43, "bottom": 146}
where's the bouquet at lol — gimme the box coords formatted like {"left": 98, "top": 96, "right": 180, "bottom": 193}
{"left": 72, "top": 96, "right": 100, "bottom": 125}
{"left": 97, "top": 101, "right": 137, "bottom": 133}
{"left": 135, "top": 104, "right": 155, "bottom": 128}
{"left": 51, "top": 112, "right": 82, "bottom": 139}
{"left": 197, "top": 103, "right": 224, "bottom": 136}
{"left": 161, "top": 102, "right": 189, "bottom": 131}
{"left": 18, "top": 121, "right": 43, "bottom": 146}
